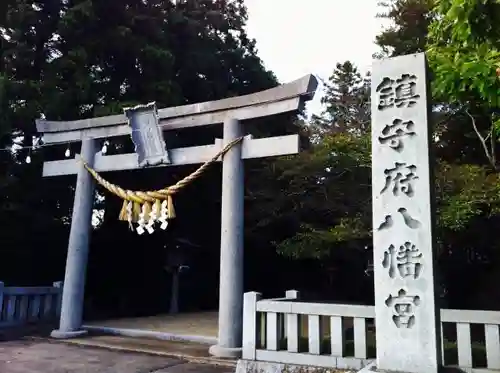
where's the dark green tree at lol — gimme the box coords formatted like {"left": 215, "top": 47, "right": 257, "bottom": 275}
{"left": 248, "top": 62, "right": 373, "bottom": 260}
{"left": 376, "top": 0, "right": 434, "bottom": 57}
{"left": 311, "top": 61, "right": 370, "bottom": 137}
{"left": 0, "top": 0, "right": 296, "bottom": 314}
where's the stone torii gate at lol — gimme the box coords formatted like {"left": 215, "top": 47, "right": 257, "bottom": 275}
{"left": 36, "top": 75, "right": 318, "bottom": 358}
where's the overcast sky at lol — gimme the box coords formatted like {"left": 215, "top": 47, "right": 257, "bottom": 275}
{"left": 244, "top": 0, "right": 386, "bottom": 116}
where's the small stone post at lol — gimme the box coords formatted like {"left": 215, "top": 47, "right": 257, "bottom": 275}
{"left": 242, "top": 291, "right": 262, "bottom": 360}
{"left": 209, "top": 118, "right": 244, "bottom": 358}
{"left": 370, "top": 53, "right": 441, "bottom": 373}
{"left": 51, "top": 139, "right": 96, "bottom": 339}
{"left": 53, "top": 281, "right": 63, "bottom": 319}
{"left": 169, "top": 268, "right": 180, "bottom": 314}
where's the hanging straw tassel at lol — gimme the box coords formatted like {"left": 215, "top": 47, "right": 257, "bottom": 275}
{"left": 167, "top": 194, "right": 176, "bottom": 219}
{"left": 132, "top": 202, "right": 142, "bottom": 222}
{"left": 119, "top": 200, "right": 129, "bottom": 221}
{"left": 154, "top": 199, "right": 162, "bottom": 215}
{"left": 81, "top": 136, "right": 244, "bottom": 232}
{"left": 142, "top": 201, "right": 152, "bottom": 221}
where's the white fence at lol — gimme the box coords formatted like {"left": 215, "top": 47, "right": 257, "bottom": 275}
{"left": 0, "top": 281, "right": 63, "bottom": 329}
{"left": 441, "top": 309, "right": 500, "bottom": 372}
{"left": 242, "top": 290, "right": 500, "bottom": 372}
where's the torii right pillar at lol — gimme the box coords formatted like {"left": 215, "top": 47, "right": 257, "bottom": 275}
{"left": 209, "top": 118, "right": 245, "bottom": 358}
{"left": 369, "top": 53, "right": 442, "bottom": 373}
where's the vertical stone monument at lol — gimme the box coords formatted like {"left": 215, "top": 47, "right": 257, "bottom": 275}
{"left": 370, "top": 53, "right": 442, "bottom": 373}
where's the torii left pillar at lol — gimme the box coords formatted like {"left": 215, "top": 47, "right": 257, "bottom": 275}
{"left": 51, "top": 139, "right": 96, "bottom": 338}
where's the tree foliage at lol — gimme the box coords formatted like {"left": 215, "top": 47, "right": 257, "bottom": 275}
{"left": 311, "top": 62, "right": 370, "bottom": 136}
{"left": 1, "top": 0, "right": 500, "bottom": 310}
{"left": 428, "top": 0, "right": 500, "bottom": 105}
{"left": 253, "top": 132, "right": 372, "bottom": 260}
{"left": 247, "top": 62, "right": 373, "bottom": 261}
{"left": 0, "top": 0, "right": 294, "bottom": 310}
{"left": 427, "top": 0, "right": 500, "bottom": 170}
{"left": 376, "top": 0, "right": 434, "bottom": 56}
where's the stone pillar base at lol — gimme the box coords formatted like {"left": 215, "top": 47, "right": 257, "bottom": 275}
{"left": 237, "top": 359, "right": 373, "bottom": 373}
{"left": 50, "top": 329, "right": 88, "bottom": 339}
{"left": 356, "top": 362, "right": 429, "bottom": 373}
{"left": 208, "top": 344, "right": 242, "bottom": 359}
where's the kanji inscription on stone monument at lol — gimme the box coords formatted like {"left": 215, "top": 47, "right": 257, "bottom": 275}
{"left": 371, "top": 53, "right": 441, "bottom": 373}
{"left": 382, "top": 241, "right": 423, "bottom": 279}
{"left": 378, "top": 118, "right": 416, "bottom": 151}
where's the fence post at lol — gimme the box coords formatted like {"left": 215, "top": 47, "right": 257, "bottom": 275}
{"left": 284, "top": 290, "right": 300, "bottom": 344}
{"left": 19, "top": 294, "right": 29, "bottom": 322}
{"left": 242, "top": 291, "right": 261, "bottom": 360}
{"left": 6, "top": 289, "right": 16, "bottom": 323}
{"left": 0, "top": 282, "right": 4, "bottom": 321}
{"left": 53, "top": 281, "right": 63, "bottom": 320}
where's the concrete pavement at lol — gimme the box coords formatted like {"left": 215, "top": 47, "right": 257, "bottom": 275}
{"left": 0, "top": 339, "right": 235, "bottom": 373}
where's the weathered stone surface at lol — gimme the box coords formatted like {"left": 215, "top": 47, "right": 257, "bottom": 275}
{"left": 51, "top": 139, "right": 97, "bottom": 339}
{"left": 370, "top": 53, "right": 441, "bottom": 373}
{"left": 35, "top": 74, "right": 318, "bottom": 137}
{"left": 236, "top": 359, "right": 353, "bottom": 373}
{"left": 152, "top": 363, "right": 234, "bottom": 373}
{"left": 0, "top": 340, "right": 180, "bottom": 373}
{"left": 209, "top": 118, "right": 244, "bottom": 359}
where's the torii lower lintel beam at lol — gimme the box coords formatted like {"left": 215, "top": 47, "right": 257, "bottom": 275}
{"left": 42, "top": 134, "right": 300, "bottom": 177}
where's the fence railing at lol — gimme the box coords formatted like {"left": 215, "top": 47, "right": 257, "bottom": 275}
{"left": 243, "top": 290, "right": 500, "bottom": 372}
{"left": 0, "top": 281, "right": 63, "bottom": 329}
{"left": 441, "top": 309, "right": 500, "bottom": 372}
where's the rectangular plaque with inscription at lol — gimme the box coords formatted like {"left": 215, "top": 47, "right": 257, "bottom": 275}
{"left": 371, "top": 53, "right": 441, "bottom": 373}
{"left": 124, "top": 102, "right": 170, "bottom": 167}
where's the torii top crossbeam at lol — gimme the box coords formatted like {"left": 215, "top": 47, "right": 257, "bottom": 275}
{"left": 37, "top": 75, "right": 317, "bottom": 177}
{"left": 37, "top": 74, "right": 316, "bottom": 139}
